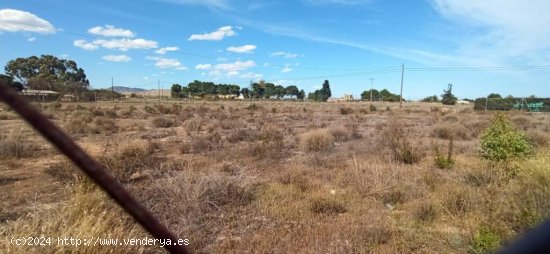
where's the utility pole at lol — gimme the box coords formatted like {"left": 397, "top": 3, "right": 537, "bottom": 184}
{"left": 111, "top": 77, "right": 114, "bottom": 102}
{"left": 399, "top": 63, "right": 404, "bottom": 108}
{"left": 369, "top": 78, "right": 375, "bottom": 102}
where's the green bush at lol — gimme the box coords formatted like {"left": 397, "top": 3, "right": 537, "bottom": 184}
{"left": 480, "top": 113, "right": 532, "bottom": 162}
{"left": 470, "top": 227, "right": 501, "bottom": 254}
{"left": 434, "top": 138, "right": 454, "bottom": 169}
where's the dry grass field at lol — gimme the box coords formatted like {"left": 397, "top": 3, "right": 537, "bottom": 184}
{"left": 0, "top": 100, "right": 549, "bottom": 253}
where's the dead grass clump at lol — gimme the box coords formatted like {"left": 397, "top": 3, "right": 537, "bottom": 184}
{"left": 183, "top": 117, "right": 203, "bottom": 133}
{"left": 247, "top": 125, "right": 285, "bottom": 159}
{"left": 329, "top": 127, "right": 352, "bottom": 142}
{"left": 90, "top": 107, "right": 105, "bottom": 117}
{"left": 196, "top": 177, "right": 253, "bottom": 211}
{"left": 180, "top": 133, "right": 222, "bottom": 154}
{"left": 144, "top": 105, "right": 157, "bottom": 115}
{"left": 99, "top": 140, "right": 155, "bottom": 182}
{"left": 442, "top": 114, "right": 459, "bottom": 123}
{"left": 245, "top": 103, "right": 262, "bottom": 110}
{"left": 65, "top": 111, "right": 94, "bottom": 134}
{"left": 463, "top": 166, "right": 499, "bottom": 187}
{"left": 0, "top": 186, "right": 148, "bottom": 253}
{"left": 0, "top": 133, "right": 37, "bottom": 159}
{"left": 278, "top": 169, "right": 314, "bottom": 192}
{"left": 443, "top": 187, "right": 472, "bottom": 216}
{"left": 226, "top": 129, "right": 255, "bottom": 143}
{"left": 118, "top": 105, "right": 136, "bottom": 116}
{"left": 414, "top": 202, "right": 439, "bottom": 223}
{"left": 511, "top": 115, "right": 532, "bottom": 131}
{"left": 45, "top": 160, "right": 93, "bottom": 188}
{"left": 309, "top": 197, "right": 347, "bottom": 215}
{"left": 104, "top": 108, "right": 117, "bottom": 118}
{"left": 465, "top": 120, "right": 489, "bottom": 138}
{"left": 526, "top": 129, "right": 550, "bottom": 147}
{"left": 383, "top": 119, "right": 424, "bottom": 164}
{"left": 339, "top": 107, "right": 354, "bottom": 115}
{"left": 144, "top": 172, "right": 253, "bottom": 218}
{"left": 432, "top": 123, "right": 470, "bottom": 140}
{"left": 151, "top": 116, "right": 176, "bottom": 128}
{"left": 93, "top": 117, "right": 119, "bottom": 134}
{"left": 301, "top": 128, "right": 334, "bottom": 152}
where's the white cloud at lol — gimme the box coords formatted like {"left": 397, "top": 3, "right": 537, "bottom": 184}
{"left": 74, "top": 39, "right": 99, "bottom": 50}
{"left": 93, "top": 38, "right": 158, "bottom": 51}
{"left": 207, "top": 60, "right": 256, "bottom": 77}
{"left": 154, "top": 46, "right": 179, "bottom": 54}
{"left": 74, "top": 38, "right": 158, "bottom": 51}
{"left": 188, "top": 26, "right": 236, "bottom": 41}
{"left": 155, "top": 58, "right": 181, "bottom": 68}
{"left": 282, "top": 66, "right": 293, "bottom": 73}
{"left": 0, "top": 9, "right": 55, "bottom": 34}
{"left": 102, "top": 54, "right": 132, "bottom": 62}
{"left": 240, "top": 72, "right": 263, "bottom": 79}
{"left": 147, "top": 57, "right": 186, "bottom": 70}
{"left": 271, "top": 51, "right": 299, "bottom": 58}
{"left": 88, "top": 25, "right": 135, "bottom": 37}
{"left": 144, "top": 76, "right": 149, "bottom": 80}
{"left": 227, "top": 44, "right": 256, "bottom": 53}
{"left": 195, "top": 64, "right": 212, "bottom": 70}
{"left": 428, "top": 0, "right": 550, "bottom": 65}
{"left": 27, "top": 37, "right": 36, "bottom": 42}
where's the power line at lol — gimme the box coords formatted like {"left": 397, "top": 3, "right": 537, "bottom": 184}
{"left": 406, "top": 65, "right": 550, "bottom": 71}
{"left": 286, "top": 68, "right": 402, "bottom": 81}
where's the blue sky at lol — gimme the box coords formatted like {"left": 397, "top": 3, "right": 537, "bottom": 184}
{"left": 1, "top": 0, "right": 550, "bottom": 99}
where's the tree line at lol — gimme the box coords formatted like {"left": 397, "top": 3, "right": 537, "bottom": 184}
{"left": 360, "top": 88, "right": 402, "bottom": 102}
{"left": 171, "top": 80, "right": 306, "bottom": 100}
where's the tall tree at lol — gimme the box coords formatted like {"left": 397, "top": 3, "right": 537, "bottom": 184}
{"left": 361, "top": 89, "right": 380, "bottom": 101}
{"left": 441, "top": 83, "right": 458, "bottom": 105}
{"left": 275, "top": 85, "right": 286, "bottom": 99}
{"left": 241, "top": 88, "right": 250, "bottom": 98}
{"left": 421, "top": 95, "right": 439, "bottom": 103}
{"left": 297, "top": 89, "right": 305, "bottom": 100}
{"left": 5, "top": 55, "right": 89, "bottom": 92}
{"left": 171, "top": 84, "right": 182, "bottom": 98}
{"left": 320, "top": 80, "right": 331, "bottom": 101}
{"left": 285, "top": 85, "right": 299, "bottom": 99}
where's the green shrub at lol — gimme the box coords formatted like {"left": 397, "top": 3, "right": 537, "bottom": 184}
{"left": 470, "top": 227, "right": 501, "bottom": 254}
{"left": 434, "top": 138, "right": 455, "bottom": 169}
{"left": 480, "top": 113, "right": 532, "bottom": 162}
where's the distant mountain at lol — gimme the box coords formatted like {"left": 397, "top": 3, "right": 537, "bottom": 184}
{"left": 112, "top": 86, "right": 148, "bottom": 93}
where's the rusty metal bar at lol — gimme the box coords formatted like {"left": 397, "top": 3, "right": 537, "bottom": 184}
{"left": 0, "top": 81, "right": 190, "bottom": 254}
